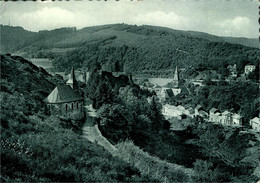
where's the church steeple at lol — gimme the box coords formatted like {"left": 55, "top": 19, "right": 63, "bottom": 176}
{"left": 66, "top": 67, "right": 78, "bottom": 89}
{"left": 173, "top": 66, "right": 179, "bottom": 88}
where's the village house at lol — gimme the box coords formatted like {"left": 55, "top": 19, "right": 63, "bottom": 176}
{"left": 244, "top": 65, "right": 256, "bottom": 75}
{"left": 250, "top": 117, "right": 260, "bottom": 132}
{"left": 215, "top": 112, "right": 222, "bottom": 123}
{"left": 44, "top": 68, "right": 84, "bottom": 120}
{"left": 209, "top": 108, "right": 220, "bottom": 122}
{"left": 221, "top": 110, "right": 232, "bottom": 125}
{"left": 162, "top": 104, "right": 182, "bottom": 117}
{"left": 232, "top": 113, "right": 242, "bottom": 126}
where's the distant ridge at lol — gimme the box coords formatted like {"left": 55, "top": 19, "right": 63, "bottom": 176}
{"left": 0, "top": 24, "right": 258, "bottom": 74}
{"left": 0, "top": 24, "right": 258, "bottom": 54}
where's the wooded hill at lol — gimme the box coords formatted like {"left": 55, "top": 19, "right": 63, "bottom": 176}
{"left": 1, "top": 24, "right": 258, "bottom": 75}
{"left": 0, "top": 54, "right": 154, "bottom": 182}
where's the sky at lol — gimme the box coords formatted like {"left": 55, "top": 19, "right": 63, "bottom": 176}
{"left": 0, "top": 0, "right": 258, "bottom": 38}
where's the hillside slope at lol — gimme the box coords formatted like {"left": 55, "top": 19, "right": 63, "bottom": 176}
{"left": 51, "top": 24, "right": 258, "bottom": 74}
{"left": 0, "top": 54, "right": 154, "bottom": 182}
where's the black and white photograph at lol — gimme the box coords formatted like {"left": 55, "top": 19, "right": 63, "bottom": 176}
{"left": 0, "top": 0, "right": 259, "bottom": 182}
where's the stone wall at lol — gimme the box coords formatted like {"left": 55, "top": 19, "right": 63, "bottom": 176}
{"left": 48, "top": 100, "right": 84, "bottom": 120}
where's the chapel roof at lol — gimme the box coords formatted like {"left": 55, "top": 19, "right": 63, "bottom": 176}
{"left": 44, "top": 85, "right": 83, "bottom": 104}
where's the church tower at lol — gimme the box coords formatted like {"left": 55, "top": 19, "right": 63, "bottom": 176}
{"left": 66, "top": 67, "right": 78, "bottom": 89}
{"left": 172, "top": 66, "right": 179, "bottom": 88}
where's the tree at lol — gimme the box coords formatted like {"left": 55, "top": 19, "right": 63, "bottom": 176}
{"left": 94, "top": 81, "right": 117, "bottom": 109}
{"left": 149, "top": 97, "right": 163, "bottom": 133}
{"left": 98, "top": 104, "right": 131, "bottom": 143}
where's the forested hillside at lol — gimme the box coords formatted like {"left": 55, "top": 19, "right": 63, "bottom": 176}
{"left": 1, "top": 24, "right": 258, "bottom": 75}
{"left": 0, "top": 54, "right": 153, "bottom": 182}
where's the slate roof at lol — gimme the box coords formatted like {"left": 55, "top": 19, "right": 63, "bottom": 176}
{"left": 44, "top": 85, "right": 83, "bottom": 104}
{"left": 165, "top": 89, "right": 174, "bottom": 98}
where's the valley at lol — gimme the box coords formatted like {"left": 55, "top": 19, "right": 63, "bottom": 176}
{"left": 1, "top": 23, "right": 259, "bottom": 182}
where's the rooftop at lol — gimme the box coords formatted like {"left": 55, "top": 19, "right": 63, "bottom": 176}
{"left": 44, "top": 85, "right": 83, "bottom": 104}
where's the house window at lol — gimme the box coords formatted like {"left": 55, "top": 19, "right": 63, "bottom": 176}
{"left": 71, "top": 103, "right": 73, "bottom": 110}
{"left": 77, "top": 102, "right": 79, "bottom": 109}
{"left": 65, "top": 104, "right": 68, "bottom": 111}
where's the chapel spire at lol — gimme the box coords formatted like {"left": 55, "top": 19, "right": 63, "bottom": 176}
{"left": 66, "top": 67, "right": 78, "bottom": 89}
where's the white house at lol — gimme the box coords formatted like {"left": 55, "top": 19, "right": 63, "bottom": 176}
{"left": 209, "top": 108, "right": 219, "bottom": 122}
{"left": 162, "top": 104, "right": 182, "bottom": 117}
{"left": 250, "top": 117, "right": 260, "bottom": 132}
{"left": 232, "top": 113, "right": 242, "bottom": 126}
{"left": 244, "top": 65, "right": 256, "bottom": 75}
{"left": 221, "top": 110, "right": 232, "bottom": 125}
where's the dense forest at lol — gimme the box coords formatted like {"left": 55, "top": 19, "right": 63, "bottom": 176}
{"left": 85, "top": 70, "right": 259, "bottom": 182}
{"left": 51, "top": 28, "right": 259, "bottom": 75}
{"left": 0, "top": 54, "right": 154, "bottom": 182}
{"left": 1, "top": 24, "right": 258, "bottom": 77}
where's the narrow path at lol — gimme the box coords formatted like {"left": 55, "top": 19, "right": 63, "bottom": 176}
{"left": 82, "top": 105, "right": 117, "bottom": 154}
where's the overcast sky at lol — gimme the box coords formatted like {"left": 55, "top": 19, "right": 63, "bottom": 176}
{"left": 0, "top": 0, "right": 258, "bottom": 38}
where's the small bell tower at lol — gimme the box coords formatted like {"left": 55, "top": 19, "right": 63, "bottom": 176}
{"left": 66, "top": 67, "right": 78, "bottom": 89}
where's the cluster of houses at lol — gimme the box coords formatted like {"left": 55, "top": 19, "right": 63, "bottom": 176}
{"left": 162, "top": 103, "right": 260, "bottom": 132}
{"left": 227, "top": 64, "right": 256, "bottom": 78}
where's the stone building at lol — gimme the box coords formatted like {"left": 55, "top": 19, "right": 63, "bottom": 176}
{"left": 44, "top": 67, "right": 84, "bottom": 120}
